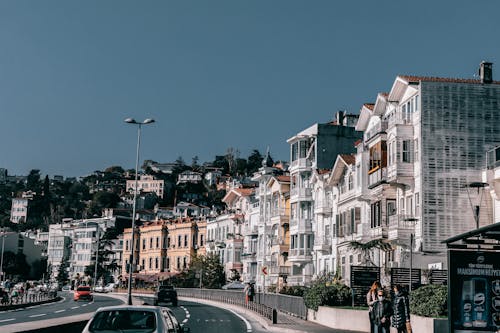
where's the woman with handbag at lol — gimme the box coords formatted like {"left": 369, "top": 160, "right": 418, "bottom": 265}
{"left": 392, "top": 284, "right": 412, "bottom": 333}
{"left": 366, "top": 281, "right": 382, "bottom": 333}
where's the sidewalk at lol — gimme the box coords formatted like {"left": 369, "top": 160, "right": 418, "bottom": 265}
{"left": 179, "top": 296, "right": 365, "bottom": 333}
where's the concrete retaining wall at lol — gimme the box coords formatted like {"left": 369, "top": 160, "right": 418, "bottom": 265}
{"left": 307, "top": 306, "right": 449, "bottom": 333}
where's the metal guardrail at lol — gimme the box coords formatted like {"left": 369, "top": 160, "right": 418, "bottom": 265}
{"left": 0, "top": 290, "right": 58, "bottom": 309}
{"left": 176, "top": 288, "right": 307, "bottom": 320}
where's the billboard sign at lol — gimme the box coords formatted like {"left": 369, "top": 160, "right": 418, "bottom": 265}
{"left": 350, "top": 265, "right": 380, "bottom": 307}
{"left": 448, "top": 250, "right": 500, "bottom": 332}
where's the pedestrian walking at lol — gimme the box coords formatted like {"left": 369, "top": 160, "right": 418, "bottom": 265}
{"left": 391, "top": 284, "right": 411, "bottom": 333}
{"left": 366, "top": 281, "right": 382, "bottom": 333}
{"left": 244, "top": 282, "right": 255, "bottom": 304}
{"left": 372, "top": 289, "right": 392, "bottom": 333}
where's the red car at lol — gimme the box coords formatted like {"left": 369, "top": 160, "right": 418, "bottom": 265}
{"left": 74, "top": 286, "right": 93, "bottom": 302}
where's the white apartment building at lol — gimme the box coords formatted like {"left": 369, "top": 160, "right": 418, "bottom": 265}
{"left": 126, "top": 174, "right": 165, "bottom": 199}
{"left": 10, "top": 197, "right": 29, "bottom": 223}
{"left": 206, "top": 188, "right": 253, "bottom": 278}
{"left": 241, "top": 194, "right": 259, "bottom": 284}
{"left": 286, "top": 112, "right": 362, "bottom": 286}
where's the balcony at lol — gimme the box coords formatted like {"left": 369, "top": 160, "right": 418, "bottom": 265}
{"left": 314, "top": 202, "right": 332, "bottom": 215}
{"left": 269, "top": 266, "right": 291, "bottom": 276}
{"left": 270, "top": 208, "right": 290, "bottom": 221}
{"left": 313, "top": 236, "right": 332, "bottom": 252}
{"left": 368, "top": 226, "right": 388, "bottom": 240}
{"left": 368, "top": 167, "right": 387, "bottom": 188}
{"left": 364, "top": 121, "right": 388, "bottom": 142}
{"left": 244, "top": 225, "right": 259, "bottom": 236}
{"left": 290, "top": 158, "right": 312, "bottom": 170}
{"left": 288, "top": 248, "right": 313, "bottom": 263}
{"left": 290, "top": 187, "right": 312, "bottom": 201}
{"left": 387, "top": 111, "right": 414, "bottom": 128}
{"left": 388, "top": 214, "right": 416, "bottom": 241}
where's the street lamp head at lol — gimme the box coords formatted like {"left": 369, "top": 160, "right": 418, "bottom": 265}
{"left": 143, "top": 118, "right": 155, "bottom": 124}
{"left": 124, "top": 118, "right": 137, "bottom": 124}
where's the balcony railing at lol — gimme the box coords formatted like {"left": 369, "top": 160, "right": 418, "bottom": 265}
{"left": 387, "top": 111, "right": 414, "bottom": 127}
{"left": 314, "top": 202, "right": 332, "bottom": 214}
{"left": 270, "top": 208, "right": 290, "bottom": 218}
{"left": 269, "top": 266, "right": 291, "bottom": 276}
{"left": 368, "top": 167, "right": 387, "bottom": 188}
{"left": 364, "top": 121, "right": 388, "bottom": 142}
{"left": 290, "top": 187, "right": 312, "bottom": 200}
{"left": 290, "top": 158, "right": 312, "bottom": 169}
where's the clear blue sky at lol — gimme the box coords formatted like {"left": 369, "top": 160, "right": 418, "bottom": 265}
{"left": 1, "top": 0, "right": 499, "bottom": 177}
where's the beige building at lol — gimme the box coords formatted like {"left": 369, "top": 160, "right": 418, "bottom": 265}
{"left": 137, "top": 221, "right": 168, "bottom": 274}
{"left": 126, "top": 175, "right": 165, "bottom": 199}
{"left": 165, "top": 217, "right": 205, "bottom": 273}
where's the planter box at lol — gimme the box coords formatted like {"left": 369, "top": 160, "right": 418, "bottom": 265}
{"left": 307, "top": 307, "right": 370, "bottom": 332}
{"left": 308, "top": 307, "right": 449, "bottom": 333}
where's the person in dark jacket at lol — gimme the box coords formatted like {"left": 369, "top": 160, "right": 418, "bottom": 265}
{"left": 372, "top": 289, "right": 392, "bottom": 333}
{"left": 391, "top": 284, "right": 411, "bottom": 333}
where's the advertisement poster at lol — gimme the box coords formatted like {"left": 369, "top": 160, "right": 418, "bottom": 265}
{"left": 449, "top": 250, "right": 500, "bottom": 333}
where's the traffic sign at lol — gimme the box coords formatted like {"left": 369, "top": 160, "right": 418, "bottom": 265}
{"left": 262, "top": 266, "right": 268, "bottom": 275}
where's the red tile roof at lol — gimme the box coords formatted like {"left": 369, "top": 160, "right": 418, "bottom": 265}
{"left": 340, "top": 154, "right": 356, "bottom": 165}
{"left": 234, "top": 188, "right": 254, "bottom": 196}
{"left": 317, "top": 169, "right": 331, "bottom": 175}
{"left": 399, "top": 75, "right": 500, "bottom": 85}
{"left": 363, "top": 103, "right": 375, "bottom": 110}
{"left": 276, "top": 175, "right": 290, "bottom": 182}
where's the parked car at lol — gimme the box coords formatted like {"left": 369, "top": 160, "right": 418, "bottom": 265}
{"left": 94, "top": 285, "right": 105, "bottom": 293}
{"left": 61, "top": 285, "right": 71, "bottom": 291}
{"left": 154, "top": 285, "right": 178, "bottom": 306}
{"left": 82, "top": 305, "right": 190, "bottom": 333}
{"left": 74, "top": 286, "right": 93, "bottom": 301}
{"left": 104, "top": 283, "right": 116, "bottom": 293}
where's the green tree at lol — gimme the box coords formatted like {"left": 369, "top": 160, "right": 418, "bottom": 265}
{"left": 3, "top": 251, "right": 31, "bottom": 280}
{"left": 88, "top": 191, "right": 121, "bottom": 216}
{"left": 348, "top": 239, "right": 393, "bottom": 266}
{"left": 58, "top": 261, "right": 69, "bottom": 285}
{"left": 187, "top": 254, "right": 226, "bottom": 289}
{"left": 247, "top": 149, "right": 264, "bottom": 175}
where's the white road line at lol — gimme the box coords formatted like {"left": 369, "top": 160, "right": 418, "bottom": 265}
{"left": 182, "top": 319, "right": 188, "bottom": 324}
{"left": 55, "top": 310, "right": 66, "bottom": 313}
{"left": 71, "top": 306, "right": 79, "bottom": 309}
{"left": 0, "top": 318, "right": 15, "bottom": 323}
{"left": 29, "top": 314, "right": 47, "bottom": 318}
{"left": 82, "top": 304, "right": 88, "bottom": 307}
{"left": 180, "top": 304, "right": 190, "bottom": 325}
{"left": 225, "top": 308, "right": 252, "bottom": 333}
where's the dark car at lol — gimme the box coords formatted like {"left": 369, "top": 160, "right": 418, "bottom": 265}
{"left": 154, "top": 285, "right": 178, "bottom": 307}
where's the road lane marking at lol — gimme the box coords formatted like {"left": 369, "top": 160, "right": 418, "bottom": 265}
{"left": 71, "top": 306, "right": 79, "bottom": 309}
{"left": 226, "top": 308, "right": 252, "bottom": 333}
{"left": 55, "top": 310, "right": 66, "bottom": 313}
{"left": 82, "top": 304, "right": 88, "bottom": 307}
{"left": 0, "top": 318, "right": 15, "bottom": 323}
{"left": 29, "top": 314, "right": 47, "bottom": 318}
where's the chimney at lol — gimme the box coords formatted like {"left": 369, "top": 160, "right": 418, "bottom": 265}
{"left": 479, "top": 61, "right": 493, "bottom": 84}
{"left": 336, "top": 111, "right": 346, "bottom": 125}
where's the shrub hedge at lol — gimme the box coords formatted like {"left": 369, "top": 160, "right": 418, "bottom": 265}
{"left": 303, "top": 273, "right": 352, "bottom": 311}
{"left": 409, "top": 284, "right": 447, "bottom": 317}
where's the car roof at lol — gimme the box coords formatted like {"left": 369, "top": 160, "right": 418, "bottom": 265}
{"left": 95, "top": 305, "right": 163, "bottom": 312}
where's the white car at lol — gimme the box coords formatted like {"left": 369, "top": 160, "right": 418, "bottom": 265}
{"left": 82, "top": 305, "right": 190, "bottom": 333}
{"left": 104, "top": 283, "right": 116, "bottom": 293}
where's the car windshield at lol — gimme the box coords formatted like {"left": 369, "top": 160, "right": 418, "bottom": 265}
{"left": 89, "top": 310, "right": 157, "bottom": 332}
{"left": 78, "top": 287, "right": 91, "bottom": 292}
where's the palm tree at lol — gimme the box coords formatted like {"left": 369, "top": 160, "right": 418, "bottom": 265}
{"left": 348, "top": 239, "right": 393, "bottom": 266}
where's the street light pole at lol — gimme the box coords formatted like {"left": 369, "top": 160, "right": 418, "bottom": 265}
{"left": 0, "top": 226, "right": 5, "bottom": 282}
{"left": 93, "top": 227, "right": 100, "bottom": 288}
{"left": 125, "top": 118, "right": 155, "bottom": 305}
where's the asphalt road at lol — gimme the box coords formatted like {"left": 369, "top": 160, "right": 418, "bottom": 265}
{"left": 138, "top": 295, "right": 264, "bottom": 333}
{"left": 0, "top": 291, "right": 123, "bottom": 329}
